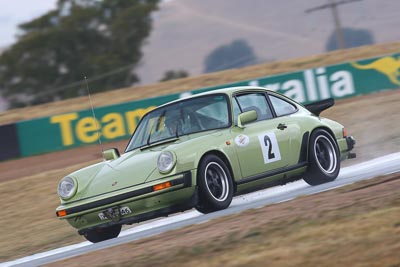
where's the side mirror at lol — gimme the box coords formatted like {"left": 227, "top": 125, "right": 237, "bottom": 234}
{"left": 237, "top": 110, "right": 257, "bottom": 128}
{"left": 103, "top": 148, "right": 120, "bottom": 161}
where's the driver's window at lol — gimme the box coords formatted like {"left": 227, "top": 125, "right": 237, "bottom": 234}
{"left": 235, "top": 93, "right": 273, "bottom": 122}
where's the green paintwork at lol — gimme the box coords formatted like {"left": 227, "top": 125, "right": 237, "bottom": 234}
{"left": 237, "top": 110, "right": 258, "bottom": 128}
{"left": 56, "top": 86, "right": 354, "bottom": 233}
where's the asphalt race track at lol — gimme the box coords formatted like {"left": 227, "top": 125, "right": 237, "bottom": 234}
{"left": 3, "top": 152, "right": 400, "bottom": 267}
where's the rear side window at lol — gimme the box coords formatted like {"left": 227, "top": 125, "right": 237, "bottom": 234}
{"left": 269, "top": 95, "right": 297, "bottom": 116}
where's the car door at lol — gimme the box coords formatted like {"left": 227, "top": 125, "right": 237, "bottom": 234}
{"left": 231, "top": 92, "right": 292, "bottom": 179}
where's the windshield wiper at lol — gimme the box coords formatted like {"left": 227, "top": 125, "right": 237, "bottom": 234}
{"left": 146, "top": 122, "right": 156, "bottom": 146}
{"left": 140, "top": 136, "right": 179, "bottom": 151}
{"left": 146, "top": 111, "right": 165, "bottom": 146}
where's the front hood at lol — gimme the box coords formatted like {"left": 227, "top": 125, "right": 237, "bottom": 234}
{"left": 70, "top": 150, "right": 160, "bottom": 201}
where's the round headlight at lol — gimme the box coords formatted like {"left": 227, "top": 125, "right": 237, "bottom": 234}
{"left": 157, "top": 151, "right": 176, "bottom": 173}
{"left": 57, "top": 176, "right": 77, "bottom": 199}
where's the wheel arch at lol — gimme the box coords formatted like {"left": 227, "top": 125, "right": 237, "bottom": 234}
{"left": 310, "top": 126, "right": 336, "bottom": 140}
{"left": 197, "top": 150, "right": 237, "bottom": 193}
{"left": 302, "top": 126, "right": 337, "bottom": 163}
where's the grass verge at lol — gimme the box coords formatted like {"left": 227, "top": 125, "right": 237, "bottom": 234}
{"left": 0, "top": 162, "right": 94, "bottom": 262}
{"left": 47, "top": 174, "right": 400, "bottom": 267}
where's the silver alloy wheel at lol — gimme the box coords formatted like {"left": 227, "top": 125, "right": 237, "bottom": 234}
{"left": 313, "top": 135, "right": 337, "bottom": 174}
{"left": 204, "top": 162, "right": 229, "bottom": 202}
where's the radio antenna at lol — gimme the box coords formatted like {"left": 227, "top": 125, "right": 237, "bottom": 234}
{"left": 84, "top": 76, "right": 104, "bottom": 153}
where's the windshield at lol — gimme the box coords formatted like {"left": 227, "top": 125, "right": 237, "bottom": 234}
{"left": 126, "top": 94, "right": 231, "bottom": 151}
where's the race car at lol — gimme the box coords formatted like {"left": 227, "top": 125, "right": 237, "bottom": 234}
{"left": 56, "top": 86, "right": 356, "bottom": 242}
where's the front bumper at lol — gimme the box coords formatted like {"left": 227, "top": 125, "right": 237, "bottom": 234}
{"left": 79, "top": 187, "right": 198, "bottom": 235}
{"left": 56, "top": 171, "right": 197, "bottom": 233}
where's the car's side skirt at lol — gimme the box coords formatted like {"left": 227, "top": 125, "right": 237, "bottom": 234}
{"left": 235, "top": 162, "right": 308, "bottom": 195}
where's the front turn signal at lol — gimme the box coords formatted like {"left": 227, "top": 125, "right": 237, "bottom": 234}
{"left": 153, "top": 181, "right": 172, "bottom": 192}
{"left": 57, "top": 210, "right": 67, "bottom": 217}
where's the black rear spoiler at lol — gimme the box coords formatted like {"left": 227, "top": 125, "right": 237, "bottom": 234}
{"left": 304, "top": 98, "right": 334, "bottom": 116}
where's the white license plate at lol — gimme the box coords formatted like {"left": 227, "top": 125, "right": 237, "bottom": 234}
{"left": 98, "top": 206, "right": 132, "bottom": 220}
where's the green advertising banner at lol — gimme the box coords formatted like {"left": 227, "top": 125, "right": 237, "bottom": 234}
{"left": 17, "top": 93, "right": 180, "bottom": 157}
{"left": 16, "top": 53, "right": 400, "bottom": 157}
{"left": 193, "top": 53, "right": 400, "bottom": 104}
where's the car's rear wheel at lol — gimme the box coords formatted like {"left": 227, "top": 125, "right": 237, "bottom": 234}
{"left": 304, "top": 129, "right": 340, "bottom": 185}
{"left": 195, "top": 155, "right": 233, "bottom": 214}
{"left": 83, "top": 224, "right": 122, "bottom": 243}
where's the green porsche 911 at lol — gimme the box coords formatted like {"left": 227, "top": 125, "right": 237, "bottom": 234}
{"left": 56, "top": 86, "right": 356, "bottom": 242}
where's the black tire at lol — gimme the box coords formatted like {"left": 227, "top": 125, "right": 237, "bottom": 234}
{"left": 304, "top": 129, "right": 340, "bottom": 186}
{"left": 195, "top": 155, "right": 233, "bottom": 214}
{"left": 83, "top": 224, "right": 122, "bottom": 243}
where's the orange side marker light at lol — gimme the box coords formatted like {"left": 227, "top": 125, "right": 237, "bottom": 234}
{"left": 343, "top": 128, "right": 348, "bottom": 138}
{"left": 153, "top": 181, "right": 172, "bottom": 191}
{"left": 57, "top": 210, "right": 67, "bottom": 217}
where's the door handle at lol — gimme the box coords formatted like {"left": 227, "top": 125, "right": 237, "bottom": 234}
{"left": 277, "top": 123, "right": 287, "bottom": 130}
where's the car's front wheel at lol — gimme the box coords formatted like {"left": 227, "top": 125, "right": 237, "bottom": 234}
{"left": 195, "top": 155, "right": 233, "bottom": 214}
{"left": 304, "top": 129, "right": 340, "bottom": 185}
{"left": 83, "top": 224, "right": 122, "bottom": 243}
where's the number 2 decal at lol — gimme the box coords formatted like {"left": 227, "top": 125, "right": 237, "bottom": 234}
{"left": 264, "top": 135, "right": 275, "bottom": 159}
{"left": 258, "top": 132, "right": 281, "bottom": 164}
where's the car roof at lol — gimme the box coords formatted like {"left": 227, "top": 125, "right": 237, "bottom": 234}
{"left": 156, "top": 86, "right": 273, "bottom": 109}
{"left": 194, "top": 86, "right": 271, "bottom": 97}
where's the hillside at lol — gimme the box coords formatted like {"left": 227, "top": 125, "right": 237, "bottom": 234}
{"left": 0, "top": 41, "right": 399, "bottom": 125}
{"left": 137, "top": 0, "right": 400, "bottom": 84}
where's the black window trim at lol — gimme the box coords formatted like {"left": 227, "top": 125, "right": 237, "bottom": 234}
{"left": 233, "top": 91, "right": 274, "bottom": 123}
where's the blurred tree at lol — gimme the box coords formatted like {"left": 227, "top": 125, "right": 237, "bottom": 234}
{"left": 325, "top": 27, "right": 374, "bottom": 51}
{"left": 203, "top": 39, "right": 258, "bottom": 73}
{"left": 0, "top": 0, "right": 159, "bottom": 107}
{"left": 159, "top": 70, "right": 189, "bottom": 82}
